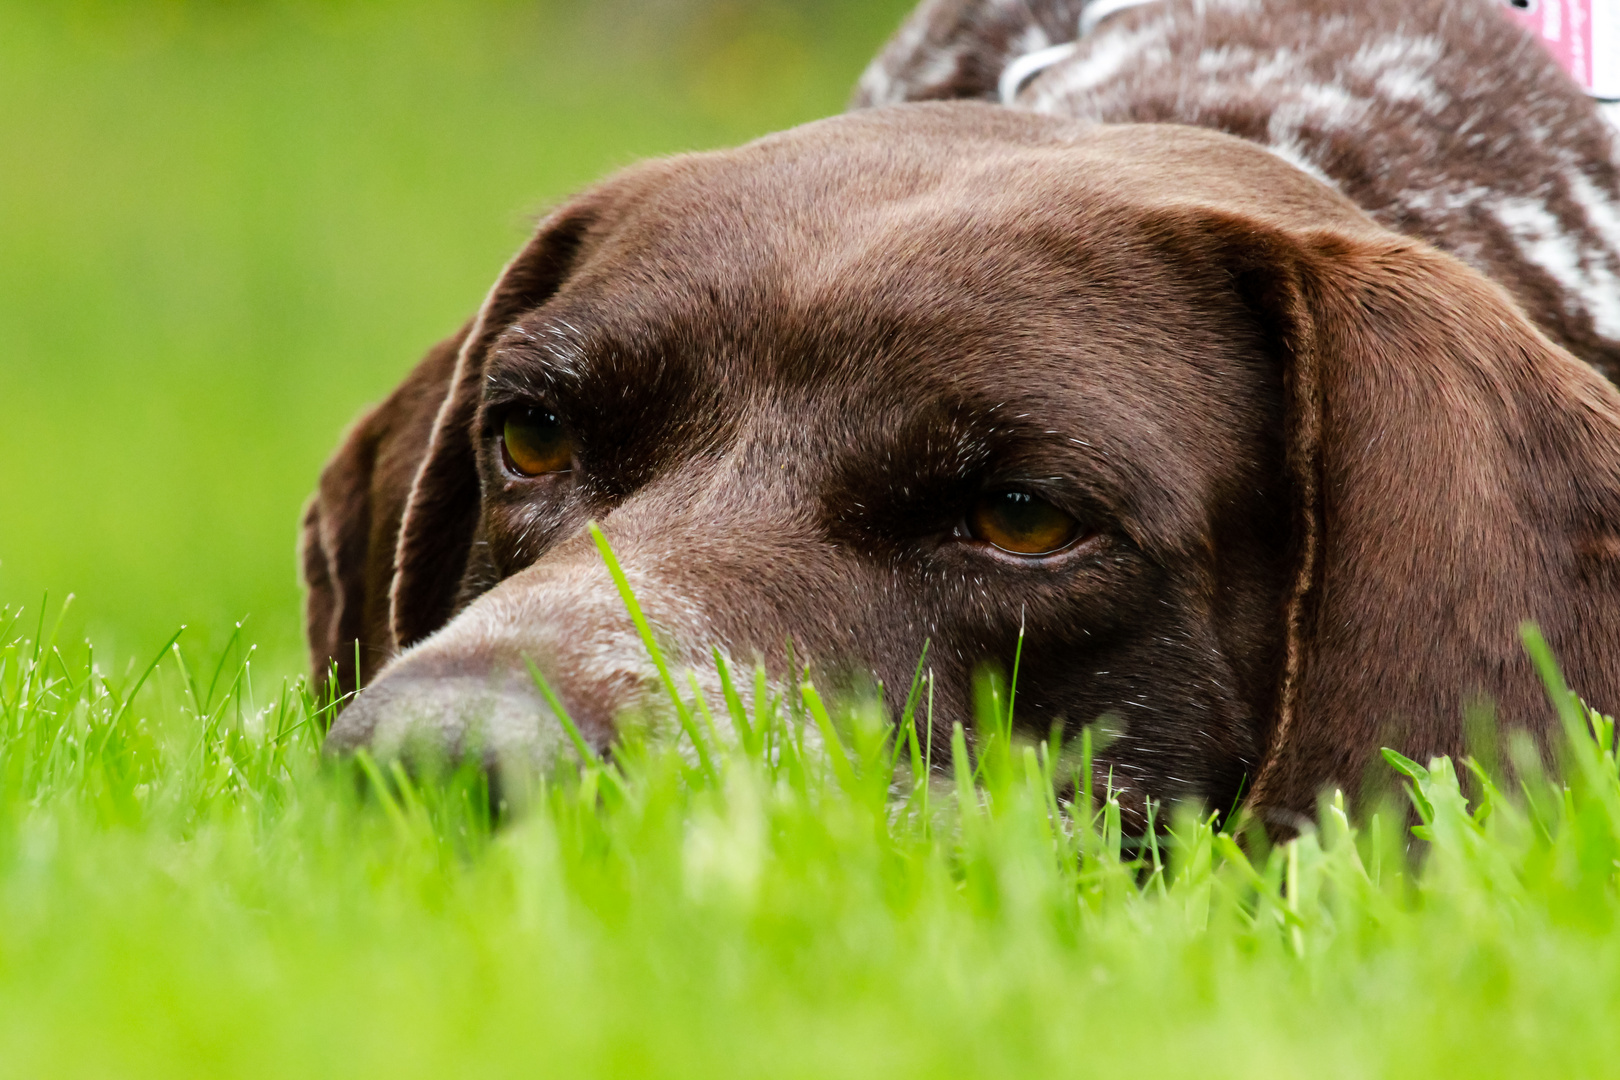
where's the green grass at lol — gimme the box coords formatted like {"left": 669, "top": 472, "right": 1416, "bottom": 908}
{"left": 7, "top": 578, "right": 1620, "bottom": 1077}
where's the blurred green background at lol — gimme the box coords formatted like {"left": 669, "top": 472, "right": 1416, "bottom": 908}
{"left": 0, "top": 0, "right": 914, "bottom": 674}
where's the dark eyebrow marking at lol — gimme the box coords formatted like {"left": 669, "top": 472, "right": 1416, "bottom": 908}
{"left": 818, "top": 397, "right": 1006, "bottom": 537}
{"left": 821, "top": 386, "right": 1129, "bottom": 546}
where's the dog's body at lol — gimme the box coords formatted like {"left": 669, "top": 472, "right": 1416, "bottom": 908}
{"left": 858, "top": 0, "right": 1620, "bottom": 380}
{"left": 305, "top": 0, "right": 1620, "bottom": 825}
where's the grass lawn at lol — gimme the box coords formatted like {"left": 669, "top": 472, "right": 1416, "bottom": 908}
{"left": 6, "top": 587, "right": 1620, "bottom": 1077}
{"left": 8, "top": 3, "right": 1620, "bottom": 1076}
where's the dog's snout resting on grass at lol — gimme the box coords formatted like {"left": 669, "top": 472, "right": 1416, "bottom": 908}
{"left": 306, "top": 97, "right": 1620, "bottom": 824}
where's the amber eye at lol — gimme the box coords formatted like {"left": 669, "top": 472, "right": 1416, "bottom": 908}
{"left": 966, "top": 490, "right": 1083, "bottom": 556}
{"left": 501, "top": 407, "right": 573, "bottom": 476}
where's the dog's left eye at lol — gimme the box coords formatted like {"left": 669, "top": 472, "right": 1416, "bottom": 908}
{"left": 501, "top": 408, "right": 573, "bottom": 476}
{"left": 965, "top": 490, "right": 1083, "bottom": 556}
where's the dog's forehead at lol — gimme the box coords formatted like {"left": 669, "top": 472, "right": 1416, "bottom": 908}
{"left": 577, "top": 104, "right": 1374, "bottom": 259}
{"left": 521, "top": 106, "right": 1373, "bottom": 366}
{"left": 504, "top": 223, "right": 1198, "bottom": 425}
{"left": 500, "top": 116, "right": 1312, "bottom": 402}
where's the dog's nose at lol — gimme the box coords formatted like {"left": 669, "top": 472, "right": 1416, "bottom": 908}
{"left": 325, "top": 671, "right": 575, "bottom": 771}
{"left": 323, "top": 542, "right": 677, "bottom": 769}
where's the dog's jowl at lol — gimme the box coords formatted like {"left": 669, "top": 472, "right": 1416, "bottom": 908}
{"left": 304, "top": 0, "right": 1620, "bottom": 827}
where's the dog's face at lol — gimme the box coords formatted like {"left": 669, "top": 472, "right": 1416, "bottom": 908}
{"left": 310, "top": 103, "right": 1620, "bottom": 823}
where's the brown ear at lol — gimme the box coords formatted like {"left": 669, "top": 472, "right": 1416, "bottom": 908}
{"left": 388, "top": 203, "right": 600, "bottom": 650}
{"left": 300, "top": 324, "right": 468, "bottom": 695}
{"left": 1173, "top": 212, "right": 1620, "bottom": 820}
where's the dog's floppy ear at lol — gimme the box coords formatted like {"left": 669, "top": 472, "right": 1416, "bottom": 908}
{"left": 300, "top": 325, "right": 467, "bottom": 695}
{"left": 1162, "top": 209, "right": 1620, "bottom": 821}
{"left": 388, "top": 202, "right": 600, "bottom": 651}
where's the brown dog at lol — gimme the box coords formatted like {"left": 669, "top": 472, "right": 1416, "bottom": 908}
{"left": 305, "top": 99, "right": 1620, "bottom": 824}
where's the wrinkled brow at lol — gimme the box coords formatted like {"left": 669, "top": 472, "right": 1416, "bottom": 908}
{"left": 484, "top": 320, "right": 591, "bottom": 400}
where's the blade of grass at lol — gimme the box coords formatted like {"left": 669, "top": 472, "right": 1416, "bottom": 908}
{"left": 896, "top": 640, "right": 930, "bottom": 780}
{"left": 687, "top": 669, "right": 726, "bottom": 760}
{"left": 923, "top": 671, "right": 934, "bottom": 829}
{"left": 1006, "top": 607, "right": 1024, "bottom": 732}
{"left": 108, "top": 626, "right": 186, "bottom": 732}
{"left": 525, "top": 658, "right": 601, "bottom": 768}
{"left": 587, "top": 521, "right": 714, "bottom": 783}
{"left": 203, "top": 619, "right": 246, "bottom": 713}
{"left": 802, "top": 681, "right": 857, "bottom": 792}
{"left": 712, "top": 647, "right": 752, "bottom": 753}
{"left": 354, "top": 749, "right": 407, "bottom": 833}
{"left": 951, "top": 721, "right": 975, "bottom": 821}
{"left": 28, "top": 591, "right": 47, "bottom": 667}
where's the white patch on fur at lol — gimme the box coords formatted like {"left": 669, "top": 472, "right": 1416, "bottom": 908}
{"left": 854, "top": 66, "right": 896, "bottom": 107}
{"left": 855, "top": 10, "right": 933, "bottom": 107}
{"left": 1493, "top": 195, "right": 1620, "bottom": 340}
{"left": 916, "top": 44, "right": 972, "bottom": 94}
{"left": 1036, "top": 21, "right": 1165, "bottom": 98}
{"left": 1396, "top": 183, "right": 1493, "bottom": 215}
{"left": 1246, "top": 47, "right": 1302, "bottom": 88}
{"left": 1292, "top": 83, "right": 1371, "bottom": 129}
{"left": 1195, "top": 45, "right": 1257, "bottom": 74}
{"left": 1569, "top": 171, "right": 1620, "bottom": 259}
{"left": 1262, "top": 137, "right": 1338, "bottom": 191}
{"left": 1000, "top": 40, "right": 1077, "bottom": 105}
{"left": 1374, "top": 67, "right": 1447, "bottom": 110}
{"left": 1346, "top": 35, "right": 1443, "bottom": 79}
{"left": 1565, "top": 170, "right": 1620, "bottom": 345}
{"left": 1262, "top": 95, "right": 1345, "bottom": 193}
{"left": 1011, "top": 21, "right": 1053, "bottom": 55}
{"left": 1343, "top": 36, "right": 1449, "bottom": 112}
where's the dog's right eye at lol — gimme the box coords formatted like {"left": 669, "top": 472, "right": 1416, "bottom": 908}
{"left": 965, "top": 490, "right": 1083, "bottom": 556}
{"left": 501, "top": 408, "right": 573, "bottom": 476}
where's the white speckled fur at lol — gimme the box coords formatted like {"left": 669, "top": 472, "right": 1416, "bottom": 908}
{"left": 1492, "top": 195, "right": 1620, "bottom": 340}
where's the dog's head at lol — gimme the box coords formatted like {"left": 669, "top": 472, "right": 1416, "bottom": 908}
{"left": 304, "top": 102, "right": 1620, "bottom": 823}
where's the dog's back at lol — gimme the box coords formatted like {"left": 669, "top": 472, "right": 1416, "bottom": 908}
{"left": 857, "top": 0, "right": 1620, "bottom": 380}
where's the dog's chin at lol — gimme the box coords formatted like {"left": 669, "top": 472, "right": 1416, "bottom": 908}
{"left": 324, "top": 674, "right": 572, "bottom": 778}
